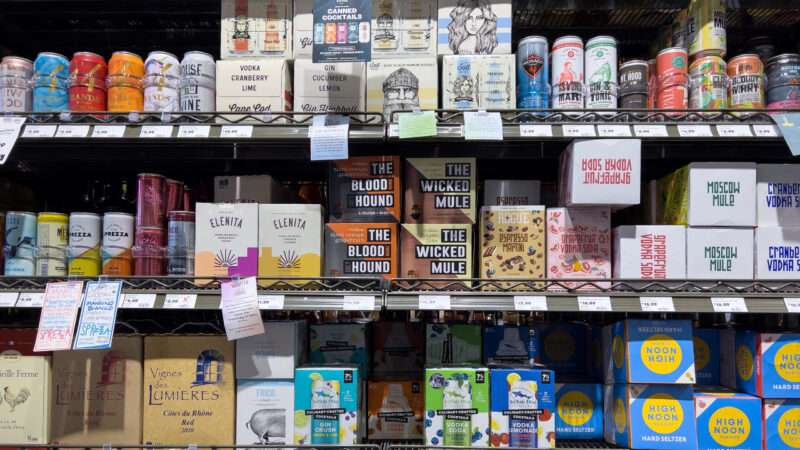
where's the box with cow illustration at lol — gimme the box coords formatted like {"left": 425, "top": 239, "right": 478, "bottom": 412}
{"left": 236, "top": 380, "right": 294, "bottom": 445}
{"left": 258, "top": 204, "right": 323, "bottom": 280}
{"left": 735, "top": 331, "right": 800, "bottom": 398}
{"left": 400, "top": 224, "right": 473, "bottom": 280}
{"left": 294, "top": 366, "right": 363, "bottom": 444}
{"left": 325, "top": 223, "right": 398, "bottom": 279}
{"left": 404, "top": 158, "right": 477, "bottom": 224}
{"left": 479, "top": 206, "right": 546, "bottom": 282}
{"left": 328, "top": 155, "right": 402, "bottom": 223}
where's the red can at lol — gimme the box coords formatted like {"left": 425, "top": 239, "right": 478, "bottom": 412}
{"left": 182, "top": 187, "right": 194, "bottom": 211}
{"left": 69, "top": 82, "right": 106, "bottom": 111}
{"left": 136, "top": 173, "right": 165, "bottom": 228}
{"left": 135, "top": 226, "right": 165, "bottom": 248}
{"left": 71, "top": 52, "right": 108, "bottom": 80}
{"left": 69, "top": 52, "right": 108, "bottom": 112}
{"left": 647, "top": 58, "right": 657, "bottom": 109}
{"left": 164, "top": 179, "right": 184, "bottom": 215}
{"left": 657, "top": 47, "right": 689, "bottom": 86}
{"left": 133, "top": 246, "right": 166, "bottom": 276}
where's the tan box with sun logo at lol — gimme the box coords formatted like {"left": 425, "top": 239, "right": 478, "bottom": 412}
{"left": 258, "top": 204, "right": 323, "bottom": 284}
{"left": 479, "top": 206, "right": 545, "bottom": 288}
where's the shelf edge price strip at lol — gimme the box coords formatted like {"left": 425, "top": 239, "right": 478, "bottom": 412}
{"left": 513, "top": 295, "right": 547, "bottom": 311}
{"left": 577, "top": 296, "right": 612, "bottom": 312}
{"left": 220, "top": 125, "right": 254, "bottom": 138}
{"left": 342, "top": 295, "right": 376, "bottom": 311}
{"left": 55, "top": 125, "right": 90, "bottom": 138}
{"left": 716, "top": 125, "right": 752, "bottom": 137}
{"left": 784, "top": 298, "right": 800, "bottom": 313}
{"left": 140, "top": 125, "right": 174, "bottom": 138}
{"left": 163, "top": 293, "right": 198, "bottom": 309}
{"left": 16, "top": 292, "right": 45, "bottom": 307}
{"left": 418, "top": 294, "right": 451, "bottom": 310}
{"left": 710, "top": 297, "right": 748, "bottom": 313}
{"left": 634, "top": 125, "right": 668, "bottom": 137}
{"left": 677, "top": 124, "right": 713, "bottom": 137}
{"left": 258, "top": 294, "right": 286, "bottom": 310}
{"left": 91, "top": 125, "right": 127, "bottom": 138}
{"left": 177, "top": 125, "right": 211, "bottom": 138}
{"left": 597, "top": 125, "right": 632, "bottom": 137}
{"left": 519, "top": 124, "right": 553, "bottom": 137}
{"left": 640, "top": 296, "right": 675, "bottom": 312}
{"left": 120, "top": 293, "right": 157, "bottom": 309}
{"left": 22, "top": 124, "right": 57, "bottom": 138}
{"left": 0, "top": 292, "right": 19, "bottom": 307}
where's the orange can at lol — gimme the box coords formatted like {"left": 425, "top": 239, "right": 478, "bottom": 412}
{"left": 727, "top": 53, "right": 765, "bottom": 109}
{"left": 107, "top": 78, "right": 144, "bottom": 112}
{"left": 657, "top": 47, "right": 689, "bottom": 85}
{"left": 108, "top": 51, "right": 144, "bottom": 79}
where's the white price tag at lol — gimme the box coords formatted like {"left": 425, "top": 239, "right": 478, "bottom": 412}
{"left": 562, "top": 124, "right": 596, "bottom": 137}
{"left": 678, "top": 124, "right": 713, "bottom": 137}
{"left": 388, "top": 124, "right": 399, "bottom": 137}
{"left": 16, "top": 292, "right": 45, "bottom": 308}
{"left": 513, "top": 296, "right": 548, "bottom": 311}
{"left": 342, "top": 295, "right": 376, "bottom": 311}
{"left": 258, "top": 294, "right": 286, "bottom": 310}
{"left": 634, "top": 125, "right": 669, "bottom": 137}
{"left": 22, "top": 124, "right": 57, "bottom": 138}
{"left": 716, "top": 125, "right": 753, "bottom": 137}
{"left": 220, "top": 125, "right": 253, "bottom": 138}
{"left": 0, "top": 292, "right": 19, "bottom": 307}
{"left": 55, "top": 125, "right": 90, "bottom": 138}
{"left": 597, "top": 125, "right": 632, "bottom": 137}
{"left": 0, "top": 117, "right": 26, "bottom": 165}
{"left": 120, "top": 293, "right": 157, "bottom": 309}
{"left": 753, "top": 124, "right": 779, "bottom": 137}
{"left": 140, "top": 125, "right": 173, "bottom": 138}
{"left": 91, "top": 125, "right": 126, "bottom": 138}
{"left": 519, "top": 124, "right": 553, "bottom": 137}
{"left": 640, "top": 296, "right": 675, "bottom": 312}
{"left": 577, "top": 296, "right": 612, "bottom": 312}
{"left": 163, "top": 294, "right": 197, "bottom": 309}
{"left": 463, "top": 111, "right": 503, "bottom": 141}
{"left": 419, "top": 295, "right": 451, "bottom": 310}
{"left": 178, "top": 125, "right": 211, "bottom": 138}
{"left": 784, "top": 298, "right": 800, "bottom": 313}
{"left": 711, "top": 297, "right": 748, "bottom": 313}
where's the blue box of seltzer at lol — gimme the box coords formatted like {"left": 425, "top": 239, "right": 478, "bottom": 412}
{"left": 555, "top": 383, "right": 603, "bottom": 439}
{"left": 736, "top": 331, "right": 800, "bottom": 398}
{"left": 694, "top": 388, "right": 762, "bottom": 450}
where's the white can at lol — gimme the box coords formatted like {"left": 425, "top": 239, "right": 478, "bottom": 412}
{"left": 552, "top": 35, "right": 585, "bottom": 109}
{"left": 585, "top": 36, "right": 618, "bottom": 109}
{"left": 144, "top": 74, "right": 180, "bottom": 112}
{"left": 69, "top": 212, "right": 101, "bottom": 250}
{"left": 145, "top": 51, "right": 180, "bottom": 79}
{"left": 180, "top": 51, "right": 216, "bottom": 113}
{"left": 102, "top": 212, "right": 134, "bottom": 255}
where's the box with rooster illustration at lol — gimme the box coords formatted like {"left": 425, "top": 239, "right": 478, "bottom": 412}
{"left": 735, "top": 331, "right": 800, "bottom": 398}
{"left": 545, "top": 207, "right": 611, "bottom": 283}
{"left": 258, "top": 204, "right": 323, "bottom": 281}
{"left": 236, "top": 380, "right": 294, "bottom": 445}
{"left": 424, "top": 367, "right": 490, "bottom": 447}
{"left": 489, "top": 368, "right": 555, "bottom": 448}
{"left": 294, "top": 367, "right": 362, "bottom": 445}
{"left": 368, "top": 380, "right": 424, "bottom": 440}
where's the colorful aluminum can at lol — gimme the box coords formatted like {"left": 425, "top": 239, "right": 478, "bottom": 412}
{"left": 748, "top": 36, "right": 775, "bottom": 63}
{"left": 0, "top": 56, "right": 33, "bottom": 113}
{"left": 102, "top": 212, "right": 134, "bottom": 276}
{"left": 671, "top": 9, "right": 689, "bottom": 50}
{"left": 689, "top": 55, "right": 727, "bottom": 109}
{"left": 145, "top": 51, "right": 180, "bottom": 78}
{"left": 133, "top": 246, "right": 166, "bottom": 276}
{"left": 107, "top": 51, "right": 144, "bottom": 112}
{"left": 136, "top": 173, "right": 165, "bottom": 228}
{"left": 727, "top": 54, "right": 765, "bottom": 109}
{"left": 135, "top": 226, "right": 165, "bottom": 249}
{"left": 656, "top": 47, "right": 689, "bottom": 110}
{"left": 516, "top": 35, "right": 550, "bottom": 109}
{"left": 766, "top": 54, "right": 800, "bottom": 110}
{"left": 687, "top": 0, "right": 726, "bottom": 58}
{"left": 32, "top": 52, "right": 70, "bottom": 112}
{"left": 619, "top": 60, "right": 649, "bottom": 108}
{"left": 167, "top": 210, "right": 195, "bottom": 276}
{"left": 35, "top": 212, "right": 68, "bottom": 276}
{"left": 68, "top": 212, "right": 101, "bottom": 276}
{"left": 180, "top": 51, "right": 216, "bottom": 113}
{"left": 585, "top": 36, "right": 618, "bottom": 109}
{"left": 108, "top": 51, "right": 145, "bottom": 79}
{"left": 182, "top": 187, "right": 194, "bottom": 211}
{"left": 552, "top": 36, "right": 584, "bottom": 109}
{"left": 3, "top": 211, "right": 36, "bottom": 276}
{"left": 164, "top": 179, "right": 184, "bottom": 215}
{"left": 144, "top": 74, "right": 179, "bottom": 112}
{"left": 68, "top": 52, "right": 107, "bottom": 112}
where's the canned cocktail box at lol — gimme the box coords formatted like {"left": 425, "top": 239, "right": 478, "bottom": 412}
{"left": 686, "top": 227, "right": 754, "bottom": 280}
{"left": 292, "top": 0, "right": 314, "bottom": 57}
{"left": 424, "top": 367, "right": 490, "bottom": 447}
{"left": 195, "top": 202, "right": 259, "bottom": 277}
{"left": 236, "top": 380, "right": 294, "bottom": 445}
{"left": 694, "top": 389, "right": 762, "bottom": 450}
{"left": 442, "top": 55, "right": 516, "bottom": 110}
{"left": 294, "top": 366, "right": 362, "bottom": 445}
{"left": 329, "top": 155, "right": 401, "bottom": 223}
{"left": 612, "top": 225, "right": 687, "bottom": 279}
{"left": 603, "top": 383, "right": 697, "bottom": 450}
{"left": 545, "top": 207, "right": 611, "bottom": 282}
{"left": 426, "top": 323, "right": 482, "bottom": 365}
{"left": 489, "top": 368, "right": 555, "bottom": 449}
{"left": 216, "top": 58, "right": 291, "bottom": 118}
{"left": 293, "top": 60, "right": 366, "bottom": 114}
{"left": 325, "top": 223, "right": 398, "bottom": 280}
{"left": 437, "top": 0, "right": 511, "bottom": 55}
{"left": 484, "top": 180, "right": 541, "bottom": 206}
{"left": 366, "top": 58, "right": 438, "bottom": 119}
{"left": 214, "top": 175, "right": 288, "bottom": 203}
{"left": 372, "top": 321, "right": 425, "bottom": 379}
{"left": 764, "top": 399, "right": 800, "bottom": 450}
{"left": 694, "top": 328, "right": 721, "bottom": 386}
{"left": 479, "top": 206, "right": 545, "bottom": 281}
{"left": 602, "top": 319, "right": 696, "bottom": 384}
{"left": 736, "top": 331, "right": 800, "bottom": 398}
{"left": 236, "top": 320, "right": 307, "bottom": 379}
{"left": 258, "top": 204, "right": 323, "bottom": 280}
{"left": 310, "top": 323, "right": 369, "bottom": 373}
{"left": 483, "top": 325, "right": 537, "bottom": 366}
{"left": 559, "top": 139, "right": 642, "bottom": 207}
{"left": 367, "top": 380, "right": 424, "bottom": 440}
{"left": 535, "top": 322, "right": 588, "bottom": 375}
{"left": 221, "top": 0, "right": 293, "bottom": 59}
{"left": 756, "top": 227, "right": 800, "bottom": 279}
{"left": 400, "top": 224, "right": 473, "bottom": 280}
{"left": 405, "top": 157, "right": 476, "bottom": 224}
{"left": 555, "top": 383, "right": 602, "bottom": 440}
{"left": 370, "top": 0, "right": 437, "bottom": 58}
{"left": 757, "top": 164, "right": 800, "bottom": 227}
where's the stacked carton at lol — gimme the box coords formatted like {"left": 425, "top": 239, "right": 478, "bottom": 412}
{"left": 294, "top": 366, "right": 364, "bottom": 444}
{"left": 756, "top": 164, "right": 800, "bottom": 280}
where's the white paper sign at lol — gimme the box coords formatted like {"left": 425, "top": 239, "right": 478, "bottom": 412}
{"left": 309, "top": 115, "right": 349, "bottom": 161}
{"left": 177, "top": 125, "right": 211, "bottom": 138}
{"left": 388, "top": 124, "right": 399, "bottom": 137}
{"left": 577, "top": 296, "right": 612, "bottom": 312}
{"left": 221, "top": 277, "right": 264, "bottom": 340}
{"left": 784, "top": 298, "right": 800, "bottom": 313}
{"left": 640, "top": 296, "right": 675, "bottom": 312}
{"left": 55, "top": 125, "right": 90, "bottom": 138}
{"left": 597, "top": 125, "right": 632, "bottom": 137}
{"left": 73, "top": 281, "right": 122, "bottom": 349}
{"left": 0, "top": 292, "right": 19, "bottom": 307}
{"left": 753, "top": 124, "right": 779, "bottom": 137}
{"left": 22, "top": 124, "right": 57, "bottom": 138}
{"left": 0, "top": 117, "right": 26, "bottom": 165}
{"left": 678, "top": 125, "right": 713, "bottom": 137}
{"left": 220, "top": 125, "right": 253, "bottom": 138}
{"left": 91, "top": 125, "right": 126, "bottom": 138}
{"left": 34, "top": 281, "right": 84, "bottom": 352}
{"left": 634, "top": 125, "right": 669, "bottom": 137}
{"left": 513, "top": 295, "right": 548, "bottom": 311}
{"left": 258, "top": 294, "right": 286, "bottom": 310}
{"left": 163, "top": 293, "right": 197, "bottom": 309}
{"left": 711, "top": 297, "right": 748, "bottom": 313}
{"left": 717, "top": 125, "right": 752, "bottom": 137}
{"left": 342, "top": 295, "right": 376, "bottom": 311}
{"left": 16, "top": 292, "right": 45, "bottom": 307}
{"left": 464, "top": 111, "right": 503, "bottom": 141}
{"left": 120, "top": 293, "right": 157, "bottom": 309}
{"left": 519, "top": 124, "right": 553, "bottom": 137}
{"left": 563, "top": 124, "right": 596, "bottom": 137}
{"left": 140, "top": 125, "right": 174, "bottom": 138}
{"left": 419, "top": 295, "right": 451, "bottom": 310}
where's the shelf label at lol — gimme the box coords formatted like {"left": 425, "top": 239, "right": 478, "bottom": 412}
{"left": 140, "top": 125, "right": 173, "bottom": 138}
{"left": 388, "top": 123, "right": 399, "bottom": 137}
{"left": 220, "top": 125, "right": 254, "bottom": 138}
{"left": 22, "top": 124, "right": 57, "bottom": 138}
{"left": 120, "top": 293, "right": 157, "bottom": 309}
{"left": 563, "top": 124, "right": 596, "bottom": 137}
{"left": 221, "top": 277, "right": 264, "bottom": 340}
{"left": 419, "top": 295, "right": 451, "bottom": 310}
{"left": 16, "top": 292, "right": 45, "bottom": 307}
{"left": 513, "top": 295, "right": 547, "bottom": 311}
{"left": 464, "top": 111, "right": 503, "bottom": 141}
{"left": 640, "top": 296, "right": 675, "bottom": 312}
{"left": 258, "top": 294, "right": 286, "bottom": 310}
{"left": 34, "top": 281, "right": 85, "bottom": 352}
{"left": 711, "top": 297, "right": 748, "bottom": 313}
{"left": 398, "top": 110, "right": 437, "bottom": 139}
{"left": 678, "top": 124, "right": 713, "bottom": 137}
{"left": 597, "top": 125, "right": 632, "bottom": 137}
{"left": 716, "top": 125, "right": 752, "bottom": 137}
{"left": 55, "top": 125, "right": 90, "bottom": 138}
{"left": 91, "top": 125, "right": 126, "bottom": 138}
{"left": 177, "top": 125, "right": 211, "bottom": 138}
{"left": 342, "top": 295, "right": 376, "bottom": 311}
{"left": 74, "top": 280, "right": 122, "bottom": 350}
{"left": 309, "top": 114, "right": 349, "bottom": 161}
{"left": 0, "top": 292, "right": 19, "bottom": 307}
{"left": 634, "top": 125, "right": 669, "bottom": 137}
{"left": 753, "top": 124, "right": 779, "bottom": 137}
{"left": 163, "top": 293, "right": 197, "bottom": 309}
{"left": 519, "top": 124, "right": 553, "bottom": 137}
{"left": 784, "top": 298, "right": 800, "bottom": 313}
{"left": 578, "top": 296, "right": 612, "bottom": 312}
{"left": 0, "top": 117, "right": 27, "bottom": 165}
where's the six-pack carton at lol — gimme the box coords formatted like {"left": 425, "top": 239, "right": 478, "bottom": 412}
{"left": 372, "top": 321, "right": 425, "bottom": 379}
{"left": 400, "top": 223, "right": 473, "bottom": 280}
{"left": 214, "top": 175, "right": 288, "bottom": 203}
{"left": 489, "top": 368, "right": 555, "bottom": 448}
{"left": 371, "top": 0, "right": 437, "bottom": 58}
{"left": 405, "top": 158, "right": 477, "bottom": 224}
{"left": 216, "top": 59, "right": 293, "bottom": 117}
{"left": 535, "top": 322, "right": 588, "bottom": 375}
{"left": 686, "top": 227, "right": 755, "bottom": 280}
{"left": 479, "top": 206, "right": 546, "bottom": 281}
{"left": 546, "top": 207, "right": 611, "bottom": 281}
{"left": 612, "top": 225, "right": 687, "bottom": 279}
{"left": 483, "top": 325, "right": 537, "bottom": 366}
{"left": 366, "top": 59, "right": 438, "bottom": 118}
{"left": 293, "top": 60, "right": 366, "bottom": 115}
{"left": 693, "top": 328, "right": 721, "bottom": 386}
{"left": 756, "top": 227, "right": 800, "bottom": 279}
{"left": 258, "top": 204, "right": 323, "bottom": 279}
{"left": 367, "top": 380, "right": 424, "bottom": 440}
{"left": 294, "top": 366, "right": 363, "bottom": 444}
{"left": 484, "top": 180, "right": 542, "bottom": 206}
{"left": 221, "top": 0, "right": 293, "bottom": 59}
{"left": 757, "top": 164, "right": 800, "bottom": 226}
{"left": 424, "top": 367, "right": 490, "bottom": 447}
{"left": 325, "top": 223, "right": 398, "bottom": 279}
{"left": 441, "top": 55, "right": 516, "bottom": 110}
{"left": 426, "top": 323, "right": 482, "bottom": 365}
{"left": 309, "top": 323, "right": 369, "bottom": 373}
{"left": 764, "top": 399, "right": 800, "bottom": 450}
{"left": 236, "top": 320, "right": 307, "bottom": 379}
{"left": 555, "top": 383, "right": 603, "bottom": 440}
{"left": 195, "top": 202, "right": 260, "bottom": 277}
{"left": 694, "top": 389, "right": 762, "bottom": 450}
{"left": 558, "top": 139, "right": 642, "bottom": 208}
{"left": 328, "top": 155, "right": 402, "bottom": 222}
{"left": 735, "top": 331, "right": 800, "bottom": 398}
{"left": 236, "top": 380, "right": 294, "bottom": 445}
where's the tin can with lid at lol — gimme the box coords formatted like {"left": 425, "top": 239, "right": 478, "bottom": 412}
{"left": 585, "top": 36, "right": 618, "bottom": 109}
{"left": 687, "top": 0, "right": 726, "bottom": 58}
{"left": 766, "top": 54, "right": 800, "bottom": 110}
{"left": 102, "top": 212, "right": 134, "bottom": 276}
{"left": 0, "top": 56, "right": 33, "bottom": 112}
{"left": 167, "top": 210, "right": 195, "bottom": 275}
{"left": 180, "top": 51, "right": 216, "bottom": 113}
{"left": 68, "top": 212, "right": 102, "bottom": 276}
{"left": 620, "top": 60, "right": 649, "bottom": 108}
{"left": 552, "top": 35, "right": 584, "bottom": 109}
{"left": 517, "top": 36, "right": 550, "bottom": 109}
{"left": 4, "top": 211, "right": 37, "bottom": 276}
{"left": 689, "top": 55, "right": 727, "bottom": 110}
{"left": 727, "top": 54, "right": 765, "bottom": 109}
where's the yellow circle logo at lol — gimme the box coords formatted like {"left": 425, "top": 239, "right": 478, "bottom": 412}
{"left": 778, "top": 407, "right": 800, "bottom": 448}
{"left": 694, "top": 336, "right": 710, "bottom": 371}
{"left": 558, "top": 390, "right": 594, "bottom": 427}
{"left": 642, "top": 393, "right": 683, "bottom": 435}
{"left": 640, "top": 334, "right": 682, "bottom": 375}
{"left": 708, "top": 406, "right": 750, "bottom": 447}
{"left": 614, "top": 398, "right": 627, "bottom": 433}
{"left": 736, "top": 345, "right": 754, "bottom": 381}
{"left": 545, "top": 330, "right": 576, "bottom": 362}
{"left": 613, "top": 336, "right": 625, "bottom": 369}
{"left": 775, "top": 343, "right": 800, "bottom": 383}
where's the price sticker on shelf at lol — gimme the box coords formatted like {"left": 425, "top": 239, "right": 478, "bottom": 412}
{"left": 342, "top": 295, "right": 376, "bottom": 311}
{"left": 577, "top": 296, "right": 612, "bottom": 312}
{"left": 55, "top": 125, "right": 90, "bottom": 138}
{"left": 91, "top": 125, "right": 126, "bottom": 138}
{"left": 464, "top": 111, "right": 503, "bottom": 141}
{"left": 711, "top": 297, "right": 748, "bottom": 313}
{"left": 0, "top": 292, "right": 19, "bottom": 307}
{"left": 597, "top": 125, "right": 632, "bottom": 137}
{"left": 177, "top": 125, "right": 211, "bottom": 138}
{"left": 22, "top": 124, "right": 57, "bottom": 138}
{"left": 678, "top": 124, "right": 713, "bottom": 137}
{"left": 388, "top": 124, "right": 399, "bottom": 137}
{"left": 163, "top": 294, "right": 197, "bottom": 309}
{"left": 418, "top": 295, "right": 451, "bottom": 310}
{"left": 634, "top": 125, "right": 669, "bottom": 137}
{"left": 220, "top": 125, "right": 253, "bottom": 138}
{"left": 640, "top": 296, "right": 675, "bottom": 312}
{"left": 562, "top": 124, "right": 596, "bottom": 137}
{"left": 120, "top": 293, "right": 157, "bottom": 309}
{"left": 16, "top": 292, "right": 45, "bottom": 307}
{"left": 513, "top": 296, "right": 548, "bottom": 311}
{"left": 716, "top": 125, "right": 753, "bottom": 137}
{"left": 258, "top": 294, "right": 286, "bottom": 310}
{"left": 519, "top": 124, "right": 553, "bottom": 137}
{"left": 784, "top": 298, "right": 800, "bottom": 313}
{"left": 140, "top": 125, "right": 173, "bottom": 138}
{"left": 753, "top": 124, "right": 779, "bottom": 137}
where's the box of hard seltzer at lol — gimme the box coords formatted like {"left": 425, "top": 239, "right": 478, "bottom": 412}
{"left": 764, "top": 399, "right": 800, "bottom": 450}
{"left": 603, "top": 319, "right": 696, "bottom": 384}
{"left": 694, "top": 328, "right": 721, "bottom": 386}
{"left": 424, "top": 367, "right": 490, "bottom": 447}
{"left": 490, "top": 368, "right": 555, "bottom": 448}
{"left": 555, "top": 383, "right": 603, "bottom": 440}
{"left": 735, "top": 331, "right": 800, "bottom": 398}
{"left": 694, "top": 389, "right": 762, "bottom": 450}
{"left": 604, "top": 384, "right": 697, "bottom": 450}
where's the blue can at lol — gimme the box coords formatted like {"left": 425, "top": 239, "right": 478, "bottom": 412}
{"left": 517, "top": 35, "right": 550, "bottom": 109}
{"left": 32, "top": 52, "right": 70, "bottom": 112}
{"left": 4, "top": 211, "right": 37, "bottom": 276}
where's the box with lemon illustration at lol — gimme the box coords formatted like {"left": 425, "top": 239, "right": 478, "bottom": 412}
{"left": 603, "top": 319, "right": 696, "bottom": 384}
{"left": 535, "top": 322, "right": 589, "bottom": 375}
{"left": 603, "top": 383, "right": 697, "bottom": 450}
{"left": 424, "top": 367, "right": 490, "bottom": 447}
{"left": 694, "top": 328, "right": 721, "bottom": 386}
{"left": 764, "top": 399, "right": 800, "bottom": 450}
{"left": 294, "top": 367, "right": 362, "bottom": 445}
{"left": 489, "top": 368, "right": 555, "bottom": 448}
{"left": 555, "top": 383, "right": 602, "bottom": 439}
{"left": 694, "top": 389, "right": 762, "bottom": 450}
{"left": 735, "top": 331, "right": 800, "bottom": 398}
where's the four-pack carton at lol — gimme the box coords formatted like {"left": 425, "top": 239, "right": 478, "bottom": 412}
{"left": 426, "top": 323, "right": 482, "bottom": 365}
{"left": 195, "top": 202, "right": 259, "bottom": 277}
{"left": 258, "top": 204, "right": 323, "bottom": 279}
{"left": 536, "top": 322, "right": 588, "bottom": 375}
{"left": 559, "top": 139, "right": 642, "bottom": 208}
{"left": 424, "top": 367, "right": 490, "bottom": 447}
{"left": 483, "top": 325, "right": 537, "bottom": 366}
{"left": 329, "top": 155, "right": 402, "bottom": 222}
{"left": 371, "top": 0, "right": 437, "bottom": 58}
{"left": 441, "top": 55, "right": 516, "bottom": 110}
{"left": 367, "top": 380, "right": 424, "bottom": 440}
{"left": 293, "top": 60, "right": 366, "bottom": 115}
{"left": 479, "top": 206, "right": 546, "bottom": 281}
{"left": 367, "top": 59, "right": 438, "bottom": 118}
{"left": 236, "top": 380, "right": 294, "bottom": 445}
{"left": 484, "top": 180, "right": 542, "bottom": 206}
{"left": 694, "top": 389, "right": 762, "bottom": 450}
{"left": 405, "top": 158, "right": 477, "bottom": 224}
{"left": 294, "top": 366, "right": 363, "bottom": 444}
{"left": 612, "top": 225, "right": 687, "bottom": 279}
{"left": 216, "top": 59, "right": 292, "bottom": 117}
{"left": 686, "top": 227, "right": 755, "bottom": 280}
{"left": 437, "top": 0, "right": 512, "bottom": 55}
{"left": 309, "top": 323, "right": 369, "bottom": 373}
{"left": 236, "top": 320, "right": 307, "bottom": 379}
{"left": 372, "top": 321, "right": 425, "bottom": 379}
{"left": 756, "top": 227, "right": 800, "bottom": 279}
{"left": 546, "top": 207, "right": 611, "bottom": 281}
{"left": 221, "top": 0, "right": 293, "bottom": 58}
{"left": 400, "top": 223, "right": 473, "bottom": 280}
{"left": 693, "top": 328, "right": 721, "bottom": 386}
{"left": 489, "top": 368, "right": 555, "bottom": 448}
{"left": 735, "top": 331, "right": 800, "bottom": 398}
{"left": 757, "top": 164, "right": 800, "bottom": 226}
{"left": 555, "top": 383, "right": 603, "bottom": 440}
{"left": 325, "top": 223, "right": 398, "bottom": 279}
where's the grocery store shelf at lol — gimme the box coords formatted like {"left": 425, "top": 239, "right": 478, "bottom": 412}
{"left": 387, "top": 442, "right": 621, "bottom": 450}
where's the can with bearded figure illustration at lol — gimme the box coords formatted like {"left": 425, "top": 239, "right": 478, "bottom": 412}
{"left": 517, "top": 35, "right": 549, "bottom": 109}
{"left": 552, "top": 36, "right": 584, "bottom": 109}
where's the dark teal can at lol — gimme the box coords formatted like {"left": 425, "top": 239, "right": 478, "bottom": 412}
{"left": 32, "top": 52, "right": 70, "bottom": 112}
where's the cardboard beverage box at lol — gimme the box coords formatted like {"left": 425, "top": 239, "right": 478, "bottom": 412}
{"left": 686, "top": 227, "right": 754, "bottom": 280}
{"left": 756, "top": 227, "right": 800, "bottom": 279}
{"left": 558, "top": 139, "right": 642, "bottom": 208}
{"left": 719, "top": 328, "right": 737, "bottom": 390}
{"left": 143, "top": 335, "right": 235, "bottom": 446}
{"left": 258, "top": 204, "right": 323, "bottom": 279}
{"left": 236, "top": 321, "right": 306, "bottom": 379}
{"left": 400, "top": 224, "right": 473, "bottom": 280}
{"left": 292, "top": 0, "right": 313, "bottom": 57}
{"left": 236, "top": 380, "right": 294, "bottom": 445}
{"left": 479, "top": 206, "right": 546, "bottom": 281}
{"left": 51, "top": 336, "right": 143, "bottom": 445}
{"left": 309, "top": 323, "right": 369, "bottom": 373}
{"left": 0, "top": 329, "right": 51, "bottom": 445}
{"left": 589, "top": 326, "right": 604, "bottom": 381}
{"left": 329, "top": 155, "right": 402, "bottom": 223}
{"left": 294, "top": 366, "right": 362, "bottom": 444}
{"left": 764, "top": 399, "right": 800, "bottom": 450}
{"left": 693, "top": 328, "right": 721, "bottom": 386}
{"left": 426, "top": 323, "right": 482, "bottom": 365}
{"left": 535, "top": 322, "right": 588, "bottom": 375}
{"left": 214, "top": 175, "right": 287, "bottom": 203}
{"left": 612, "top": 225, "right": 687, "bottom": 279}
{"left": 484, "top": 180, "right": 541, "bottom": 206}
{"left": 442, "top": 55, "right": 516, "bottom": 110}
{"left": 694, "top": 389, "right": 762, "bottom": 450}
{"left": 372, "top": 322, "right": 425, "bottom": 379}
{"left": 757, "top": 164, "right": 800, "bottom": 226}
{"left": 195, "top": 202, "right": 259, "bottom": 277}
{"left": 489, "top": 368, "right": 555, "bottom": 449}
{"left": 366, "top": 59, "right": 438, "bottom": 118}
{"left": 371, "top": 0, "right": 437, "bottom": 58}
{"left": 405, "top": 158, "right": 477, "bottom": 224}
{"left": 325, "top": 223, "right": 398, "bottom": 280}
{"left": 546, "top": 207, "right": 611, "bottom": 281}
{"left": 603, "top": 384, "right": 697, "bottom": 450}
{"left": 555, "top": 383, "right": 603, "bottom": 440}
{"left": 293, "top": 60, "right": 366, "bottom": 115}
{"left": 424, "top": 367, "right": 490, "bottom": 447}
{"left": 216, "top": 59, "right": 292, "bottom": 117}
{"left": 735, "top": 331, "right": 800, "bottom": 398}
{"left": 483, "top": 325, "right": 537, "bottom": 366}
{"left": 603, "top": 319, "right": 696, "bottom": 384}
{"left": 437, "top": 0, "right": 512, "bottom": 55}
{"left": 367, "top": 380, "right": 424, "bottom": 440}
{"left": 221, "top": 0, "right": 293, "bottom": 59}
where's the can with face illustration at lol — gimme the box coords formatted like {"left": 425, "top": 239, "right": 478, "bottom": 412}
{"left": 0, "top": 56, "right": 33, "bottom": 113}
{"left": 36, "top": 212, "right": 68, "bottom": 276}
{"left": 102, "top": 212, "right": 134, "bottom": 276}
{"left": 689, "top": 55, "right": 727, "bottom": 110}
{"left": 517, "top": 35, "right": 550, "bottom": 109}
{"left": 68, "top": 212, "right": 101, "bottom": 276}
{"left": 585, "top": 36, "right": 618, "bottom": 109}
{"left": 4, "top": 211, "right": 37, "bottom": 276}
{"left": 32, "top": 52, "right": 70, "bottom": 112}
{"left": 552, "top": 36, "right": 584, "bottom": 109}
{"left": 727, "top": 54, "right": 765, "bottom": 110}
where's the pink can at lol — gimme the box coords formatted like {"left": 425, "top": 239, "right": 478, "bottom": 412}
{"left": 136, "top": 173, "right": 165, "bottom": 228}
{"left": 164, "top": 178, "right": 184, "bottom": 215}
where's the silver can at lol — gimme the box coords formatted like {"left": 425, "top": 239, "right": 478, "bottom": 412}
{"left": 0, "top": 56, "right": 33, "bottom": 113}
{"left": 144, "top": 74, "right": 180, "bottom": 112}
{"left": 145, "top": 51, "right": 181, "bottom": 79}
{"left": 4, "top": 211, "right": 37, "bottom": 276}
{"left": 167, "top": 211, "right": 195, "bottom": 275}
{"left": 180, "top": 51, "right": 216, "bottom": 113}
{"left": 585, "top": 36, "right": 618, "bottom": 109}
{"left": 552, "top": 35, "right": 585, "bottom": 109}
